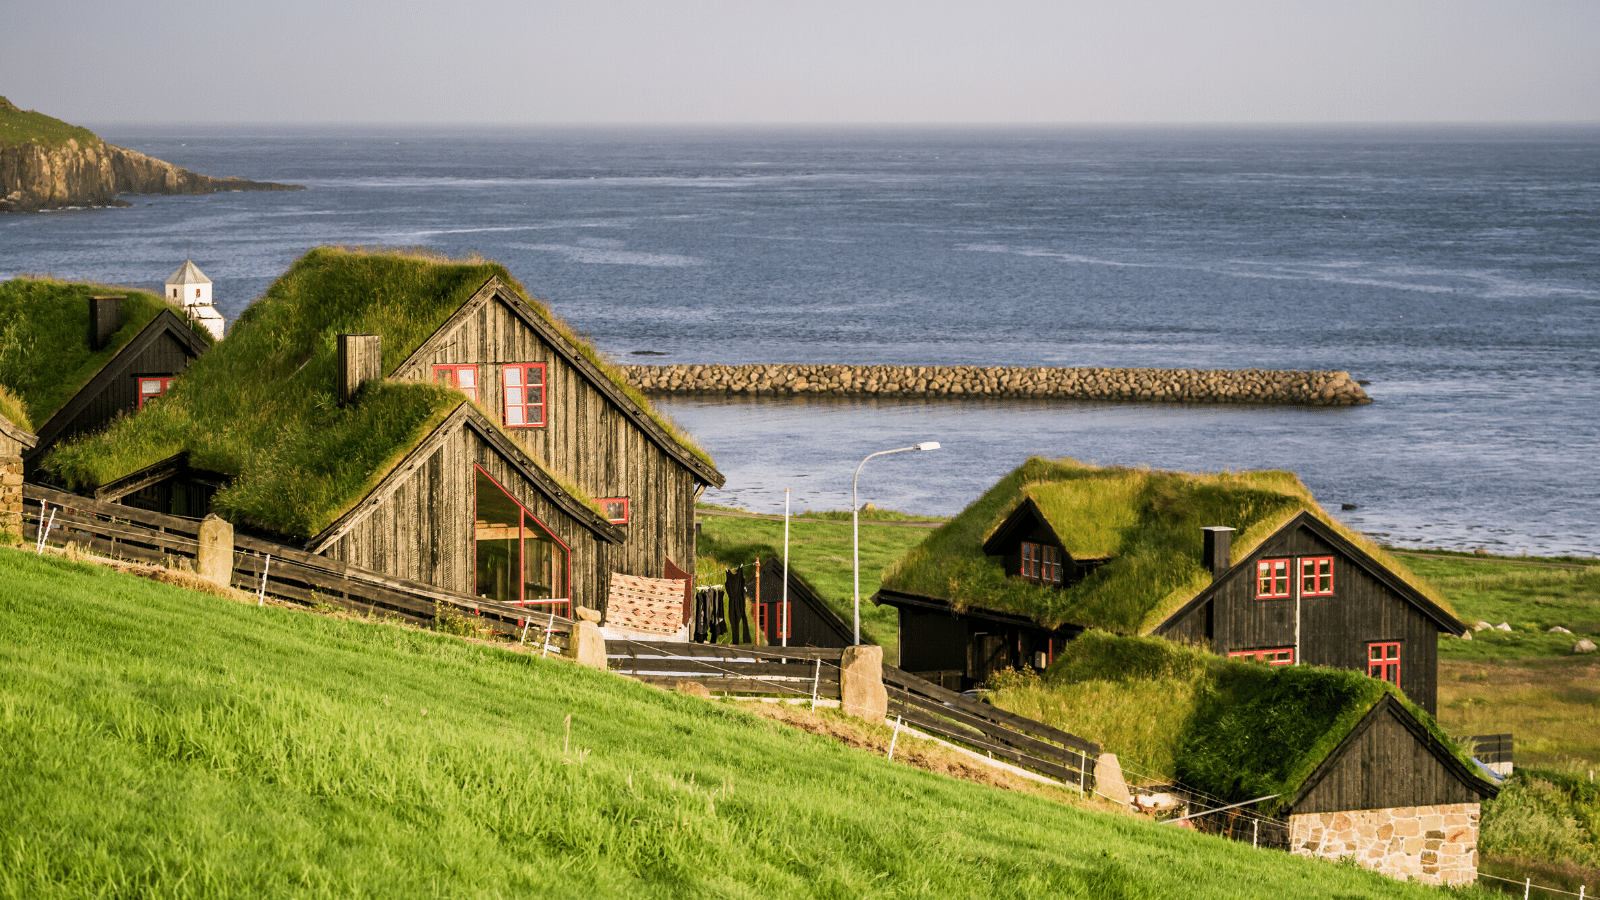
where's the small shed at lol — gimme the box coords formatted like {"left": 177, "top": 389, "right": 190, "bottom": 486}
{"left": 748, "top": 556, "right": 858, "bottom": 649}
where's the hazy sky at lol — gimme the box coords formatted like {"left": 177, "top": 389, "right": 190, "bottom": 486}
{"left": 5, "top": 0, "right": 1598, "bottom": 125}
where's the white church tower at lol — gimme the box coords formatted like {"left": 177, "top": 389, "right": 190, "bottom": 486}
{"left": 164, "top": 259, "right": 225, "bottom": 341}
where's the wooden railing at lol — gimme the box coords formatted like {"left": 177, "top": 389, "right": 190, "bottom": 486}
{"left": 603, "top": 638, "right": 1098, "bottom": 787}
{"left": 21, "top": 484, "right": 571, "bottom": 650}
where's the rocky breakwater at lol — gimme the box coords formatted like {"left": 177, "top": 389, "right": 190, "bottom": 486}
{"left": 1, "top": 97, "right": 302, "bottom": 212}
{"left": 622, "top": 364, "right": 1372, "bottom": 406}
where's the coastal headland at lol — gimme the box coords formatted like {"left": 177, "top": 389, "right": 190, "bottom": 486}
{"left": 622, "top": 364, "right": 1372, "bottom": 406}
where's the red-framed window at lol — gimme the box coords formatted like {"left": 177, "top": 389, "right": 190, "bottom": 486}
{"left": 137, "top": 376, "right": 174, "bottom": 409}
{"left": 1257, "top": 558, "right": 1291, "bottom": 598}
{"left": 1369, "top": 642, "right": 1401, "bottom": 687}
{"left": 1228, "top": 647, "right": 1295, "bottom": 665}
{"left": 1020, "top": 542, "right": 1064, "bottom": 584}
{"left": 433, "top": 365, "right": 478, "bottom": 402}
{"left": 755, "top": 600, "right": 791, "bottom": 641}
{"left": 503, "top": 363, "right": 546, "bottom": 427}
{"left": 1301, "top": 557, "right": 1335, "bottom": 596}
{"left": 598, "top": 498, "right": 629, "bottom": 524}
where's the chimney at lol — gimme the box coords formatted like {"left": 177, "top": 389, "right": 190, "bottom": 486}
{"left": 88, "top": 295, "right": 124, "bottom": 351}
{"left": 1201, "top": 526, "right": 1235, "bottom": 581}
{"left": 336, "top": 334, "right": 382, "bottom": 406}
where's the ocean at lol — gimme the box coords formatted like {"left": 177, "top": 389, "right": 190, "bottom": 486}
{"left": 2, "top": 124, "right": 1596, "bottom": 555}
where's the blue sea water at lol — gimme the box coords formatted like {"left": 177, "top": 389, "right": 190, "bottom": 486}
{"left": 2, "top": 125, "right": 1597, "bottom": 555}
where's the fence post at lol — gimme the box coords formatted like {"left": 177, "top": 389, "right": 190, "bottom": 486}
{"left": 197, "top": 515, "right": 234, "bottom": 588}
{"left": 565, "top": 606, "right": 607, "bottom": 670}
{"left": 839, "top": 645, "right": 887, "bottom": 724}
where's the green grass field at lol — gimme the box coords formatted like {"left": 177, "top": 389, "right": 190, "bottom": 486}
{"left": 696, "top": 508, "right": 939, "bottom": 660}
{"left": 0, "top": 546, "right": 1491, "bottom": 899}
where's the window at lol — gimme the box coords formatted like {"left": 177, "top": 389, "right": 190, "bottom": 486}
{"left": 1368, "top": 642, "right": 1401, "bottom": 687}
{"left": 474, "top": 467, "right": 569, "bottom": 616}
{"left": 195, "top": 288, "right": 202, "bottom": 299}
{"left": 137, "top": 376, "right": 173, "bottom": 409}
{"left": 1021, "top": 542, "right": 1063, "bottom": 585}
{"left": 1301, "top": 557, "right": 1334, "bottom": 595}
{"left": 599, "top": 498, "right": 629, "bottom": 524}
{"left": 503, "top": 363, "right": 546, "bottom": 427}
{"left": 1228, "top": 648, "right": 1295, "bottom": 665}
{"left": 756, "top": 600, "right": 790, "bottom": 641}
{"left": 433, "top": 365, "right": 478, "bottom": 401}
{"left": 1257, "top": 558, "right": 1291, "bottom": 598}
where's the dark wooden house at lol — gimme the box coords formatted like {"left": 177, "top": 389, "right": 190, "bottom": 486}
{"left": 0, "top": 284, "right": 209, "bottom": 474}
{"left": 875, "top": 457, "right": 1465, "bottom": 712}
{"left": 749, "top": 556, "right": 858, "bottom": 649}
{"left": 51, "top": 249, "right": 723, "bottom": 619}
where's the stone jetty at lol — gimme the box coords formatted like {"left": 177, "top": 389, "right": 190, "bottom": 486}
{"left": 620, "top": 364, "right": 1371, "bottom": 406}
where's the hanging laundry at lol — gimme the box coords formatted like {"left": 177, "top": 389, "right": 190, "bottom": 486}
{"left": 725, "top": 567, "right": 751, "bottom": 644}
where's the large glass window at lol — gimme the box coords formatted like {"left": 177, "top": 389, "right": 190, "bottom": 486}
{"left": 474, "top": 467, "right": 568, "bottom": 612}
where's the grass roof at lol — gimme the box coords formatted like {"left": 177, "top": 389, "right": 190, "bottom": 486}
{"left": 0, "top": 278, "right": 203, "bottom": 427}
{"left": 0, "top": 96, "right": 101, "bottom": 151}
{"left": 879, "top": 456, "right": 1452, "bottom": 633}
{"left": 45, "top": 247, "right": 707, "bottom": 539}
{"left": 991, "top": 631, "right": 1479, "bottom": 816}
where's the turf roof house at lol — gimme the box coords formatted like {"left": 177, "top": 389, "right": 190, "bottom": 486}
{"left": 875, "top": 458, "right": 1466, "bottom": 712}
{"left": 50, "top": 248, "right": 724, "bottom": 617}
{"left": 0, "top": 280, "right": 209, "bottom": 478}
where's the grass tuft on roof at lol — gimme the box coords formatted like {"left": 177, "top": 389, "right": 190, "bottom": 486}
{"left": 879, "top": 457, "right": 1451, "bottom": 633}
{"left": 46, "top": 246, "right": 676, "bottom": 538}
{"left": 990, "top": 631, "right": 1479, "bottom": 815}
{"left": 0, "top": 277, "right": 202, "bottom": 426}
{"left": 0, "top": 385, "right": 32, "bottom": 434}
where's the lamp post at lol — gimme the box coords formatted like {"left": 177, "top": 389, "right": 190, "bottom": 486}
{"left": 853, "top": 441, "right": 940, "bottom": 645}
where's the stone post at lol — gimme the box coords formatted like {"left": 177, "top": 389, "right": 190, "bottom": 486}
{"left": 839, "top": 645, "right": 888, "bottom": 724}
{"left": 1094, "top": 752, "right": 1131, "bottom": 807}
{"left": 196, "top": 514, "right": 234, "bottom": 588}
{"left": 566, "top": 606, "right": 608, "bottom": 670}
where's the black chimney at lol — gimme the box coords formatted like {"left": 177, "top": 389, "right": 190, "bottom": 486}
{"left": 1201, "top": 526, "right": 1235, "bottom": 581}
{"left": 88, "top": 295, "right": 124, "bottom": 351}
{"left": 336, "top": 334, "right": 382, "bottom": 406}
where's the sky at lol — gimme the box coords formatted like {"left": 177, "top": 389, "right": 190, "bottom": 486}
{"left": 4, "top": 0, "right": 1599, "bottom": 125}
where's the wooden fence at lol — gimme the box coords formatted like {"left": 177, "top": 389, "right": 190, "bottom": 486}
{"left": 604, "top": 638, "right": 1098, "bottom": 788}
{"left": 22, "top": 484, "right": 571, "bottom": 650}
{"left": 1466, "top": 733, "right": 1514, "bottom": 776}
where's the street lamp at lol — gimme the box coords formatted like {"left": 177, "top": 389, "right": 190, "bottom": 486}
{"left": 853, "top": 441, "right": 940, "bottom": 644}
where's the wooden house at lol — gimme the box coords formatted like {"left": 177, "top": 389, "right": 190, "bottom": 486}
{"left": 0, "top": 280, "right": 210, "bottom": 474}
{"left": 47, "top": 248, "right": 724, "bottom": 618}
{"left": 749, "top": 556, "right": 858, "bottom": 649}
{"left": 875, "top": 457, "right": 1465, "bottom": 713}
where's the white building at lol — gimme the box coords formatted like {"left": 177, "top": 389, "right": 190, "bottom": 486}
{"left": 164, "top": 259, "right": 225, "bottom": 341}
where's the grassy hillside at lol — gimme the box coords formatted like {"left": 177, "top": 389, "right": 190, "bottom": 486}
{"left": 0, "top": 96, "right": 101, "bottom": 150}
{"left": 0, "top": 547, "right": 1485, "bottom": 899}
{"left": 696, "top": 507, "right": 938, "bottom": 658}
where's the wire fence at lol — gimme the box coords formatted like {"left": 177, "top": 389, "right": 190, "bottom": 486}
{"left": 1478, "top": 870, "right": 1590, "bottom": 898}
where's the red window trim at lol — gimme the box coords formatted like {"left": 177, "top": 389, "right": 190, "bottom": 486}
{"left": 598, "top": 497, "right": 629, "bottom": 524}
{"left": 502, "top": 363, "right": 547, "bottom": 428}
{"left": 1257, "top": 558, "right": 1291, "bottom": 598}
{"left": 1301, "top": 556, "right": 1335, "bottom": 596}
{"left": 1021, "top": 541, "right": 1064, "bottom": 585}
{"left": 137, "top": 376, "right": 174, "bottom": 409}
{"left": 756, "top": 599, "right": 790, "bottom": 641}
{"left": 1368, "top": 641, "right": 1401, "bottom": 687}
{"left": 433, "top": 364, "right": 479, "bottom": 402}
{"left": 1228, "top": 647, "right": 1295, "bottom": 665}
{"left": 473, "top": 464, "right": 571, "bottom": 616}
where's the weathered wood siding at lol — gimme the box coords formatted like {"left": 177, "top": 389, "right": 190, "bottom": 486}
{"left": 1160, "top": 520, "right": 1443, "bottom": 714}
{"left": 1293, "top": 701, "right": 1487, "bottom": 815}
{"left": 392, "top": 295, "right": 697, "bottom": 583}
{"left": 322, "top": 424, "right": 610, "bottom": 610}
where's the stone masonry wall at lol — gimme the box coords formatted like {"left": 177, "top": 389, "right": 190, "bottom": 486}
{"left": 621, "top": 364, "right": 1371, "bottom": 406}
{"left": 1288, "top": 803, "right": 1480, "bottom": 886}
{"left": 0, "top": 454, "right": 23, "bottom": 539}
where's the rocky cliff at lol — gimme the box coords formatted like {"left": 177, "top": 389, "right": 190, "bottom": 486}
{"left": 0, "top": 97, "right": 302, "bottom": 212}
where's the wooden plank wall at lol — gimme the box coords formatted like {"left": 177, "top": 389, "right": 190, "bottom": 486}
{"left": 324, "top": 425, "right": 611, "bottom": 611}
{"left": 1162, "top": 522, "right": 1443, "bottom": 714}
{"left": 1293, "top": 703, "right": 1486, "bottom": 814}
{"left": 393, "top": 294, "right": 697, "bottom": 584}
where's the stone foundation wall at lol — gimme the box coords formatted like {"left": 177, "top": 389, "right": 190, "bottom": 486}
{"left": 621, "top": 364, "right": 1371, "bottom": 406}
{"left": 1288, "top": 803, "right": 1479, "bottom": 886}
{"left": 0, "top": 454, "right": 23, "bottom": 540}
